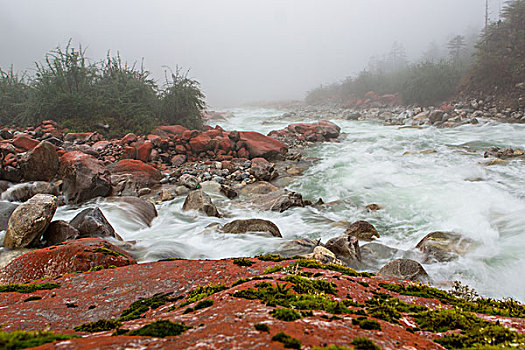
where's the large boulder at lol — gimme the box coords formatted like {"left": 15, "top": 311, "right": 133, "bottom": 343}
{"left": 3, "top": 194, "right": 57, "bottom": 249}
{"left": 1, "top": 181, "right": 59, "bottom": 202}
{"left": 272, "top": 238, "right": 321, "bottom": 257}
{"left": 250, "top": 189, "right": 305, "bottom": 212}
{"left": 238, "top": 131, "right": 288, "bottom": 160}
{"left": 0, "top": 201, "right": 18, "bottom": 231}
{"left": 240, "top": 181, "right": 279, "bottom": 195}
{"left": 59, "top": 151, "right": 111, "bottom": 204}
{"left": 345, "top": 220, "right": 380, "bottom": 241}
{"left": 108, "top": 159, "right": 162, "bottom": 188}
{"left": 19, "top": 141, "right": 59, "bottom": 181}
{"left": 0, "top": 238, "right": 136, "bottom": 284}
{"left": 222, "top": 219, "right": 282, "bottom": 237}
{"left": 302, "top": 246, "right": 344, "bottom": 265}
{"left": 249, "top": 158, "right": 276, "bottom": 181}
{"left": 69, "top": 207, "right": 122, "bottom": 240}
{"left": 416, "top": 231, "right": 477, "bottom": 263}
{"left": 378, "top": 258, "right": 430, "bottom": 283}
{"left": 325, "top": 235, "right": 361, "bottom": 267}
{"left": 182, "top": 190, "right": 221, "bottom": 217}
{"left": 151, "top": 125, "right": 188, "bottom": 138}
{"left": 42, "top": 220, "right": 80, "bottom": 246}
{"left": 105, "top": 196, "right": 158, "bottom": 227}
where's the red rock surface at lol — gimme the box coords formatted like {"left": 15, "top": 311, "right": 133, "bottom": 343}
{"left": 269, "top": 120, "right": 341, "bottom": 144}
{"left": 0, "top": 238, "right": 136, "bottom": 284}
{"left": 239, "top": 131, "right": 288, "bottom": 160}
{"left": 2, "top": 258, "right": 523, "bottom": 349}
{"left": 108, "top": 159, "right": 163, "bottom": 187}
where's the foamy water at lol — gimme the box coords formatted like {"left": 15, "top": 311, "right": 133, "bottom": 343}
{"left": 3, "top": 108, "right": 524, "bottom": 301}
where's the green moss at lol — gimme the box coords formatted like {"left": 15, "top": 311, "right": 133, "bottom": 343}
{"left": 281, "top": 275, "right": 337, "bottom": 295}
{"left": 358, "top": 281, "right": 370, "bottom": 287}
{"left": 231, "top": 276, "right": 269, "bottom": 287}
{"left": 255, "top": 254, "right": 300, "bottom": 262}
{"left": 126, "top": 320, "right": 190, "bottom": 338}
{"left": 271, "top": 332, "right": 301, "bottom": 349}
{"left": 23, "top": 296, "right": 42, "bottom": 302}
{"left": 0, "top": 283, "right": 60, "bottom": 294}
{"left": 379, "top": 282, "right": 525, "bottom": 318}
{"left": 414, "top": 308, "right": 480, "bottom": 333}
{"left": 119, "top": 292, "right": 178, "bottom": 322}
{"left": 351, "top": 337, "right": 381, "bottom": 350}
{"left": 262, "top": 266, "right": 284, "bottom": 274}
{"left": 436, "top": 323, "right": 525, "bottom": 349}
{"left": 270, "top": 307, "right": 302, "bottom": 321}
{"left": 232, "top": 258, "right": 254, "bottom": 267}
{"left": 74, "top": 319, "right": 122, "bottom": 333}
{"left": 254, "top": 323, "right": 270, "bottom": 332}
{"left": 352, "top": 317, "right": 381, "bottom": 330}
{"left": 158, "top": 257, "right": 184, "bottom": 261}
{"left": 0, "top": 330, "right": 77, "bottom": 349}
{"left": 364, "top": 293, "right": 427, "bottom": 324}
{"left": 93, "top": 247, "right": 123, "bottom": 257}
{"left": 184, "top": 299, "right": 214, "bottom": 314}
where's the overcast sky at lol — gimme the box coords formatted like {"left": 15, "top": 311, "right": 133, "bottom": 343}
{"left": 0, "top": 0, "right": 503, "bottom": 107}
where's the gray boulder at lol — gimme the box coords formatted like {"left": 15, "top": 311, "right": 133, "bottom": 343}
{"left": 345, "top": 220, "right": 380, "bottom": 241}
{"left": 42, "top": 220, "right": 79, "bottom": 246}
{"left": 19, "top": 141, "right": 59, "bottom": 181}
{"left": 272, "top": 238, "right": 321, "bottom": 257}
{"left": 250, "top": 189, "right": 304, "bottom": 212}
{"left": 325, "top": 235, "right": 361, "bottom": 266}
{"left": 222, "top": 219, "right": 282, "bottom": 237}
{"left": 69, "top": 207, "right": 122, "bottom": 240}
{"left": 0, "top": 201, "right": 19, "bottom": 231}
{"left": 182, "top": 190, "right": 221, "bottom": 217}
{"left": 106, "top": 196, "right": 157, "bottom": 227}
{"left": 416, "top": 231, "right": 477, "bottom": 263}
{"left": 3, "top": 194, "right": 57, "bottom": 249}
{"left": 378, "top": 258, "right": 430, "bottom": 283}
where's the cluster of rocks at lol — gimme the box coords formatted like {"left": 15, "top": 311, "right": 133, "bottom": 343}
{"left": 267, "top": 120, "right": 341, "bottom": 146}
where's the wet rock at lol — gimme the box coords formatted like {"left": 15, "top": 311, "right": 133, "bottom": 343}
{"left": 249, "top": 158, "right": 276, "bottom": 181}
{"left": 171, "top": 154, "right": 187, "bottom": 167}
{"left": 108, "top": 159, "right": 162, "bottom": 188}
{"left": 366, "top": 204, "right": 383, "bottom": 211}
{"left": 222, "top": 219, "right": 282, "bottom": 237}
{"left": 69, "top": 207, "right": 122, "bottom": 240}
{"left": 3, "top": 194, "right": 57, "bottom": 249}
{"left": 324, "top": 235, "right": 361, "bottom": 266}
{"left": 0, "top": 238, "right": 136, "bottom": 284}
{"left": 19, "top": 141, "right": 59, "bottom": 181}
{"left": 360, "top": 242, "right": 400, "bottom": 266}
{"left": 416, "top": 231, "right": 477, "bottom": 263}
{"left": 302, "top": 246, "right": 344, "bottom": 265}
{"left": 158, "top": 188, "right": 175, "bottom": 202}
{"left": 272, "top": 238, "right": 321, "bottom": 257}
{"left": 59, "top": 151, "right": 111, "bottom": 204}
{"left": 240, "top": 181, "right": 279, "bottom": 195}
{"left": 199, "top": 181, "right": 222, "bottom": 195}
{"left": 106, "top": 196, "right": 158, "bottom": 227}
{"left": 12, "top": 134, "right": 39, "bottom": 151}
{"left": 378, "top": 258, "right": 430, "bottom": 283}
{"left": 428, "top": 110, "right": 445, "bottom": 124}
{"left": 250, "top": 189, "right": 305, "bottom": 212}
{"left": 182, "top": 190, "right": 221, "bottom": 217}
{"left": 238, "top": 131, "right": 288, "bottom": 160}
{"left": 179, "top": 174, "right": 199, "bottom": 190}
{"left": 483, "top": 146, "right": 525, "bottom": 159}
{"left": 42, "top": 220, "right": 80, "bottom": 246}
{"left": 220, "top": 184, "right": 238, "bottom": 199}
{"left": 0, "top": 201, "right": 18, "bottom": 231}
{"left": 0, "top": 180, "right": 10, "bottom": 193}
{"left": 345, "top": 220, "right": 380, "bottom": 241}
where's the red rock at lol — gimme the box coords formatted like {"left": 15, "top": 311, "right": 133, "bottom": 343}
{"left": 12, "top": 135, "right": 40, "bottom": 151}
{"left": 121, "top": 146, "right": 136, "bottom": 159}
{"left": 59, "top": 151, "right": 111, "bottom": 203}
{"left": 3, "top": 153, "right": 16, "bottom": 166}
{"left": 238, "top": 131, "right": 287, "bottom": 160}
{"left": 182, "top": 129, "right": 200, "bottom": 140}
{"left": 108, "top": 159, "right": 162, "bottom": 187}
{"left": 0, "top": 238, "right": 135, "bottom": 284}
{"left": 19, "top": 141, "right": 59, "bottom": 181}
{"left": 153, "top": 125, "right": 188, "bottom": 137}
{"left": 42, "top": 120, "right": 57, "bottom": 126}
{"left": 237, "top": 147, "right": 250, "bottom": 158}
{"left": 175, "top": 144, "right": 186, "bottom": 154}
{"left": 171, "top": 154, "right": 187, "bottom": 167}
{"left": 135, "top": 141, "right": 153, "bottom": 162}
{"left": 119, "top": 133, "right": 137, "bottom": 145}
{"left": 0, "top": 142, "right": 16, "bottom": 154}
{"left": 92, "top": 141, "right": 110, "bottom": 152}
{"left": 189, "top": 133, "right": 212, "bottom": 154}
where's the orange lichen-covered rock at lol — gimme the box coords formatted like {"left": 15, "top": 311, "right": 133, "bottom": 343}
{"left": 238, "top": 131, "right": 287, "bottom": 160}
{"left": 0, "top": 238, "right": 136, "bottom": 284}
{"left": 108, "top": 159, "right": 162, "bottom": 187}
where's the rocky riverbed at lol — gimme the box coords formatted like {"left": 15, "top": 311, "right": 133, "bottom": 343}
{"left": 0, "top": 105, "right": 524, "bottom": 349}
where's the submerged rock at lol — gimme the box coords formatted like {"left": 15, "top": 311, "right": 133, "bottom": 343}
{"left": 249, "top": 189, "right": 304, "bottom": 212}
{"left": 360, "top": 242, "right": 400, "bottom": 266}
{"left": 222, "top": 219, "right": 282, "bottom": 238}
{"left": 272, "top": 238, "right": 321, "bottom": 257}
{"left": 324, "top": 235, "right": 361, "bottom": 267}
{"left": 69, "top": 207, "right": 122, "bottom": 240}
{"left": 345, "top": 220, "right": 380, "bottom": 241}
{"left": 0, "top": 201, "right": 18, "bottom": 231}
{"left": 3, "top": 194, "right": 57, "bottom": 249}
{"left": 0, "top": 238, "right": 136, "bottom": 284}
{"left": 182, "top": 190, "right": 221, "bottom": 217}
{"left": 416, "top": 231, "right": 477, "bottom": 263}
{"left": 106, "top": 196, "right": 158, "bottom": 227}
{"left": 378, "top": 258, "right": 430, "bottom": 283}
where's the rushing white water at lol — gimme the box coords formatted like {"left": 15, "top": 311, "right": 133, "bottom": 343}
{"left": 4, "top": 107, "right": 523, "bottom": 302}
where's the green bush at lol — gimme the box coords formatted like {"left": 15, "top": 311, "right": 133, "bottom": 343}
{"left": 0, "top": 67, "right": 30, "bottom": 126}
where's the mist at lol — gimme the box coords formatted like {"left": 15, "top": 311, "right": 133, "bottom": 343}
{"left": 0, "top": 0, "right": 503, "bottom": 107}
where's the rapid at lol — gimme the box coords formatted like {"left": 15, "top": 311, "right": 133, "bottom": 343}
{"left": 54, "top": 107, "right": 525, "bottom": 302}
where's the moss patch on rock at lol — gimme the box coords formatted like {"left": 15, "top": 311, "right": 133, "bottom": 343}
{"left": 0, "top": 283, "right": 60, "bottom": 293}
{"left": 0, "top": 330, "right": 76, "bottom": 349}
